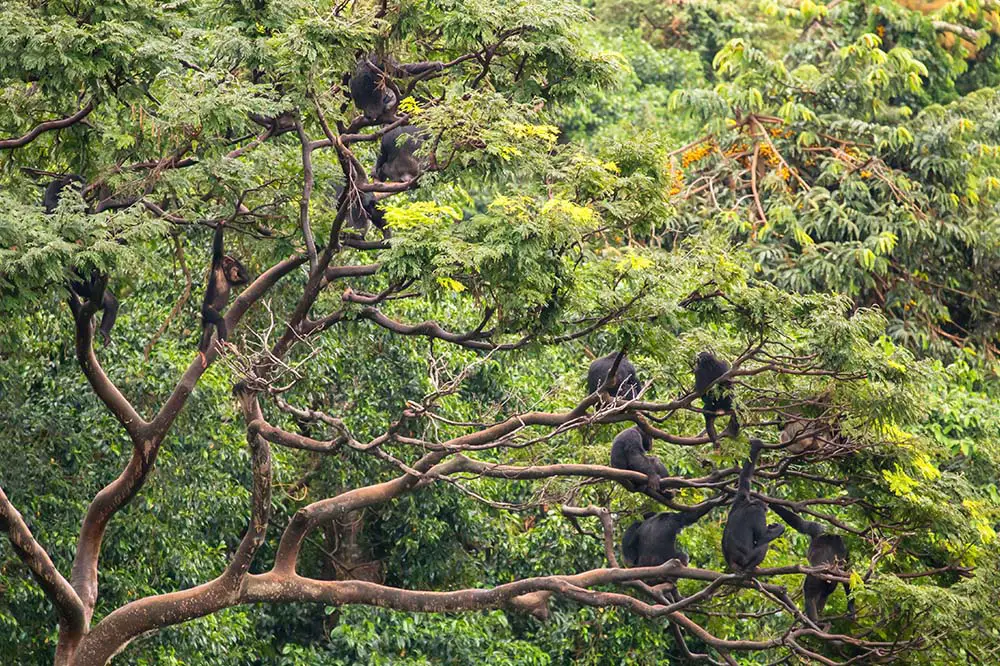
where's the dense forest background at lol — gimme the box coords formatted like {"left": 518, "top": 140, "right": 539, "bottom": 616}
{"left": 2, "top": 0, "right": 1000, "bottom": 664}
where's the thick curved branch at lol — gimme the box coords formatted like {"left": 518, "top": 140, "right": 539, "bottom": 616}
{"left": 324, "top": 262, "right": 381, "bottom": 283}
{"left": 71, "top": 576, "right": 239, "bottom": 666}
{"left": 69, "top": 300, "right": 151, "bottom": 621}
{"left": 0, "top": 100, "right": 94, "bottom": 149}
{"left": 227, "top": 388, "right": 273, "bottom": 580}
{"left": 272, "top": 450, "right": 450, "bottom": 573}
{"left": 0, "top": 486, "right": 86, "bottom": 639}
{"left": 246, "top": 561, "right": 686, "bottom": 611}
{"left": 70, "top": 254, "right": 306, "bottom": 624}
{"left": 72, "top": 301, "right": 146, "bottom": 440}
{"left": 75, "top": 553, "right": 816, "bottom": 666}
{"left": 69, "top": 440, "right": 158, "bottom": 621}
{"left": 73, "top": 389, "right": 276, "bottom": 666}
{"left": 73, "top": 560, "right": 684, "bottom": 666}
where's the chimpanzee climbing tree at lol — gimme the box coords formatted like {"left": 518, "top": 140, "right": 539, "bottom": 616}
{"left": 0, "top": 1, "right": 998, "bottom": 665}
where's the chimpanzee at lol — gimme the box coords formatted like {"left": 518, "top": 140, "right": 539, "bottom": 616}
{"left": 622, "top": 501, "right": 720, "bottom": 571}
{"left": 374, "top": 125, "right": 425, "bottom": 183}
{"left": 349, "top": 57, "right": 398, "bottom": 122}
{"left": 43, "top": 174, "right": 85, "bottom": 213}
{"left": 721, "top": 438, "right": 785, "bottom": 571}
{"left": 198, "top": 220, "right": 250, "bottom": 367}
{"left": 694, "top": 351, "right": 739, "bottom": 448}
{"left": 334, "top": 184, "right": 386, "bottom": 233}
{"left": 248, "top": 111, "right": 298, "bottom": 137}
{"left": 352, "top": 191, "right": 386, "bottom": 232}
{"left": 68, "top": 272, "right": 120, "bottom": 345}
{"left": 43, "top": 172, "right": 140, "bottom": 214}
{"left": 586, "top": 352, "right": 641, "bottom": 400}
{"left": 779, "top": 400, "right": 846, "bottom": 454}
{"left": 610, "top": 426, "right": 670, "bottom": 497}
{"left": 770, "top": 504, "right": 854, "bottom": 622}
{"left": 43, "top": 176, "right": 121, "bottom": 344}
{"left": 781, "top": 419, "right": 829, "bottom": 454}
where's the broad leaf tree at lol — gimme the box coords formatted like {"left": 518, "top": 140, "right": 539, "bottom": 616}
{"left": 1, "top": 1, "right": 998, "bottom": 665}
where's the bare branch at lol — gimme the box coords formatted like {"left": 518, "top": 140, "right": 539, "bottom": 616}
{"left": 248, "top": 418, "right": 347, "bottom": 453}
{"left": 273, "top": 450, "right": 450, "bottom": 573}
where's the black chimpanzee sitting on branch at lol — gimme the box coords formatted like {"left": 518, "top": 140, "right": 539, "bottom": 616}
{"left": 622, "top": 500, "right": 721, "bottom": 590}
{"left": 770, "top": 503, "right": 854, "bottom": 623}
{"left": 586, "top": 352, "right": 641, "bottom": 400}
{"left": 374, "top": 125, "right": 427, "bottom": 183}
{"left": 694, "top": 351, "right": 739, "bottom": 449}
{"left": 345, "top": 56, "right": 445, "bottom": 124}
{"left": 610, "top": 426, "right": 672, "bottom": 501}
{"left": 722, "top": 438, "right": 785, "bottom": 572}
{"left": 349, "top": 57, "right": 399, "bottom": 123}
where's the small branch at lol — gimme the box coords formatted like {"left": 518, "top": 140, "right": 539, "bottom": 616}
{"left": 750, "top": 143, "right": 767, "bottom": 232}
{"left": 356, "top": 307, "right": 525, "bottom": 351}
{"left": 294, "top": 115, "right": 319, "bottom": 272}
{"left": 226, "top": 126, "right": 274, "bottom": 160}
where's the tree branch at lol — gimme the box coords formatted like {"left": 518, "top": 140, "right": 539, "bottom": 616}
{"left": 71, "top": 298, "right": 147, "bottom": 440}
{"left": 0, "top": 486, "right": 86, "bottom": 643}
{"left": 272, "top": 450, "right": 449, "bottom": 574}
{"left": 0, "top": 100, "right": 94, "bottom": 150}
{"left": 932, "top": 20, "right": 982, "bottom": 43}
{"left": 294, "top": 116, "right": 319, "bottom": 272}
{"left": 248, "top": 418, "right": 347, "bottom": 453}
{"left": 69, "top": 254, "right": 306, "bottom": 625}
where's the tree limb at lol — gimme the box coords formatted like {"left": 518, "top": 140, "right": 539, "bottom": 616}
{"left": 0, "top": 486, "right": 86, "bottom": 646}
{"left": 0, "top": 100, "right": 94, "bottom": 150}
